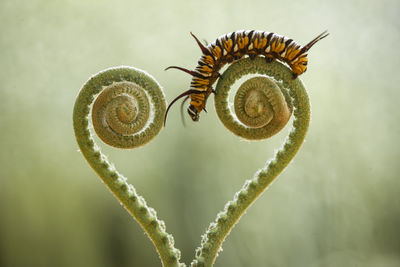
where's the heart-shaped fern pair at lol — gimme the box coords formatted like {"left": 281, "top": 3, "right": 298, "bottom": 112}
{"left": 73, "top": 58, "right": 310, "bottom": 267}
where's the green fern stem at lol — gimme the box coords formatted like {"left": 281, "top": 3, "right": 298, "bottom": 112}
{"left": 191, "top": 58, "right": 311, "bottom": 267}
{"left": 73, "top": 66, "right": 183, "bottom": 267}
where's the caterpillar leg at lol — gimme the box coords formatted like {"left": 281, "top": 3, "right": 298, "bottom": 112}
{"left": 265, "top": 56, "right": 274, "bottom": 63}
{"left": 180, "top": 95, "right": 190, "bottom": 127}
{"left": 292, "top": 73, "right": 298, "bottom": 79}
{"left": 249, "top": 54, "right": 257, "bottom": 60}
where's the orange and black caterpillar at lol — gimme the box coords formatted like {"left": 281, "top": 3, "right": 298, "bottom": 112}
{"left": 164, "top": 30, "right": 328, "bottom": 124}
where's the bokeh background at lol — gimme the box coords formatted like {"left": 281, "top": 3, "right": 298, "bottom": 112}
{"left": 1, "top": 0, "right": 399, "bottom": 266}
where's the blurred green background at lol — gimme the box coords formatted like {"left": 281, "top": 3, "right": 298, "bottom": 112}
{"left": 1, "top": 0, "right": 399, "bottom": 266}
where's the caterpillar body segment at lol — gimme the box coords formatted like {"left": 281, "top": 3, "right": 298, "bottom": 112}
{"left": 164, "top": 30, "right": 328, "bottom": 125}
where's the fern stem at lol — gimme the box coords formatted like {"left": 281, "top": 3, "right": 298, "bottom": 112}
{"left": 191, "top": 58, "right": 310, "bottom": 267}
{"left": 73, "top": 66, "right": 184, "bottom": 267}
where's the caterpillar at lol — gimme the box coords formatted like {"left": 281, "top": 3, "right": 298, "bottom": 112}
{"left": 164, "top": 30, "right": 328, "bottom": 124}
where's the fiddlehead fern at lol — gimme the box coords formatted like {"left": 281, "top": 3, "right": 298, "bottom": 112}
{"left": 216, "top": 74, "right": 293, "bottom": 140}
{"left": 191, "top": 57, "right": 311, "bottom": 267}
{"left": 92, "top": 80, "right": 151, "bottom": 148}
{"left": 73, "top": 66, "right": 183, "bottom": 267}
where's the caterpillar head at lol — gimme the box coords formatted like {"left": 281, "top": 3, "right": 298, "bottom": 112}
{"left": 187, "top": 104, "right": 200, "bottom": 121}
{"left": 164, "top": 88, "right": 202, "bottom": 126}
